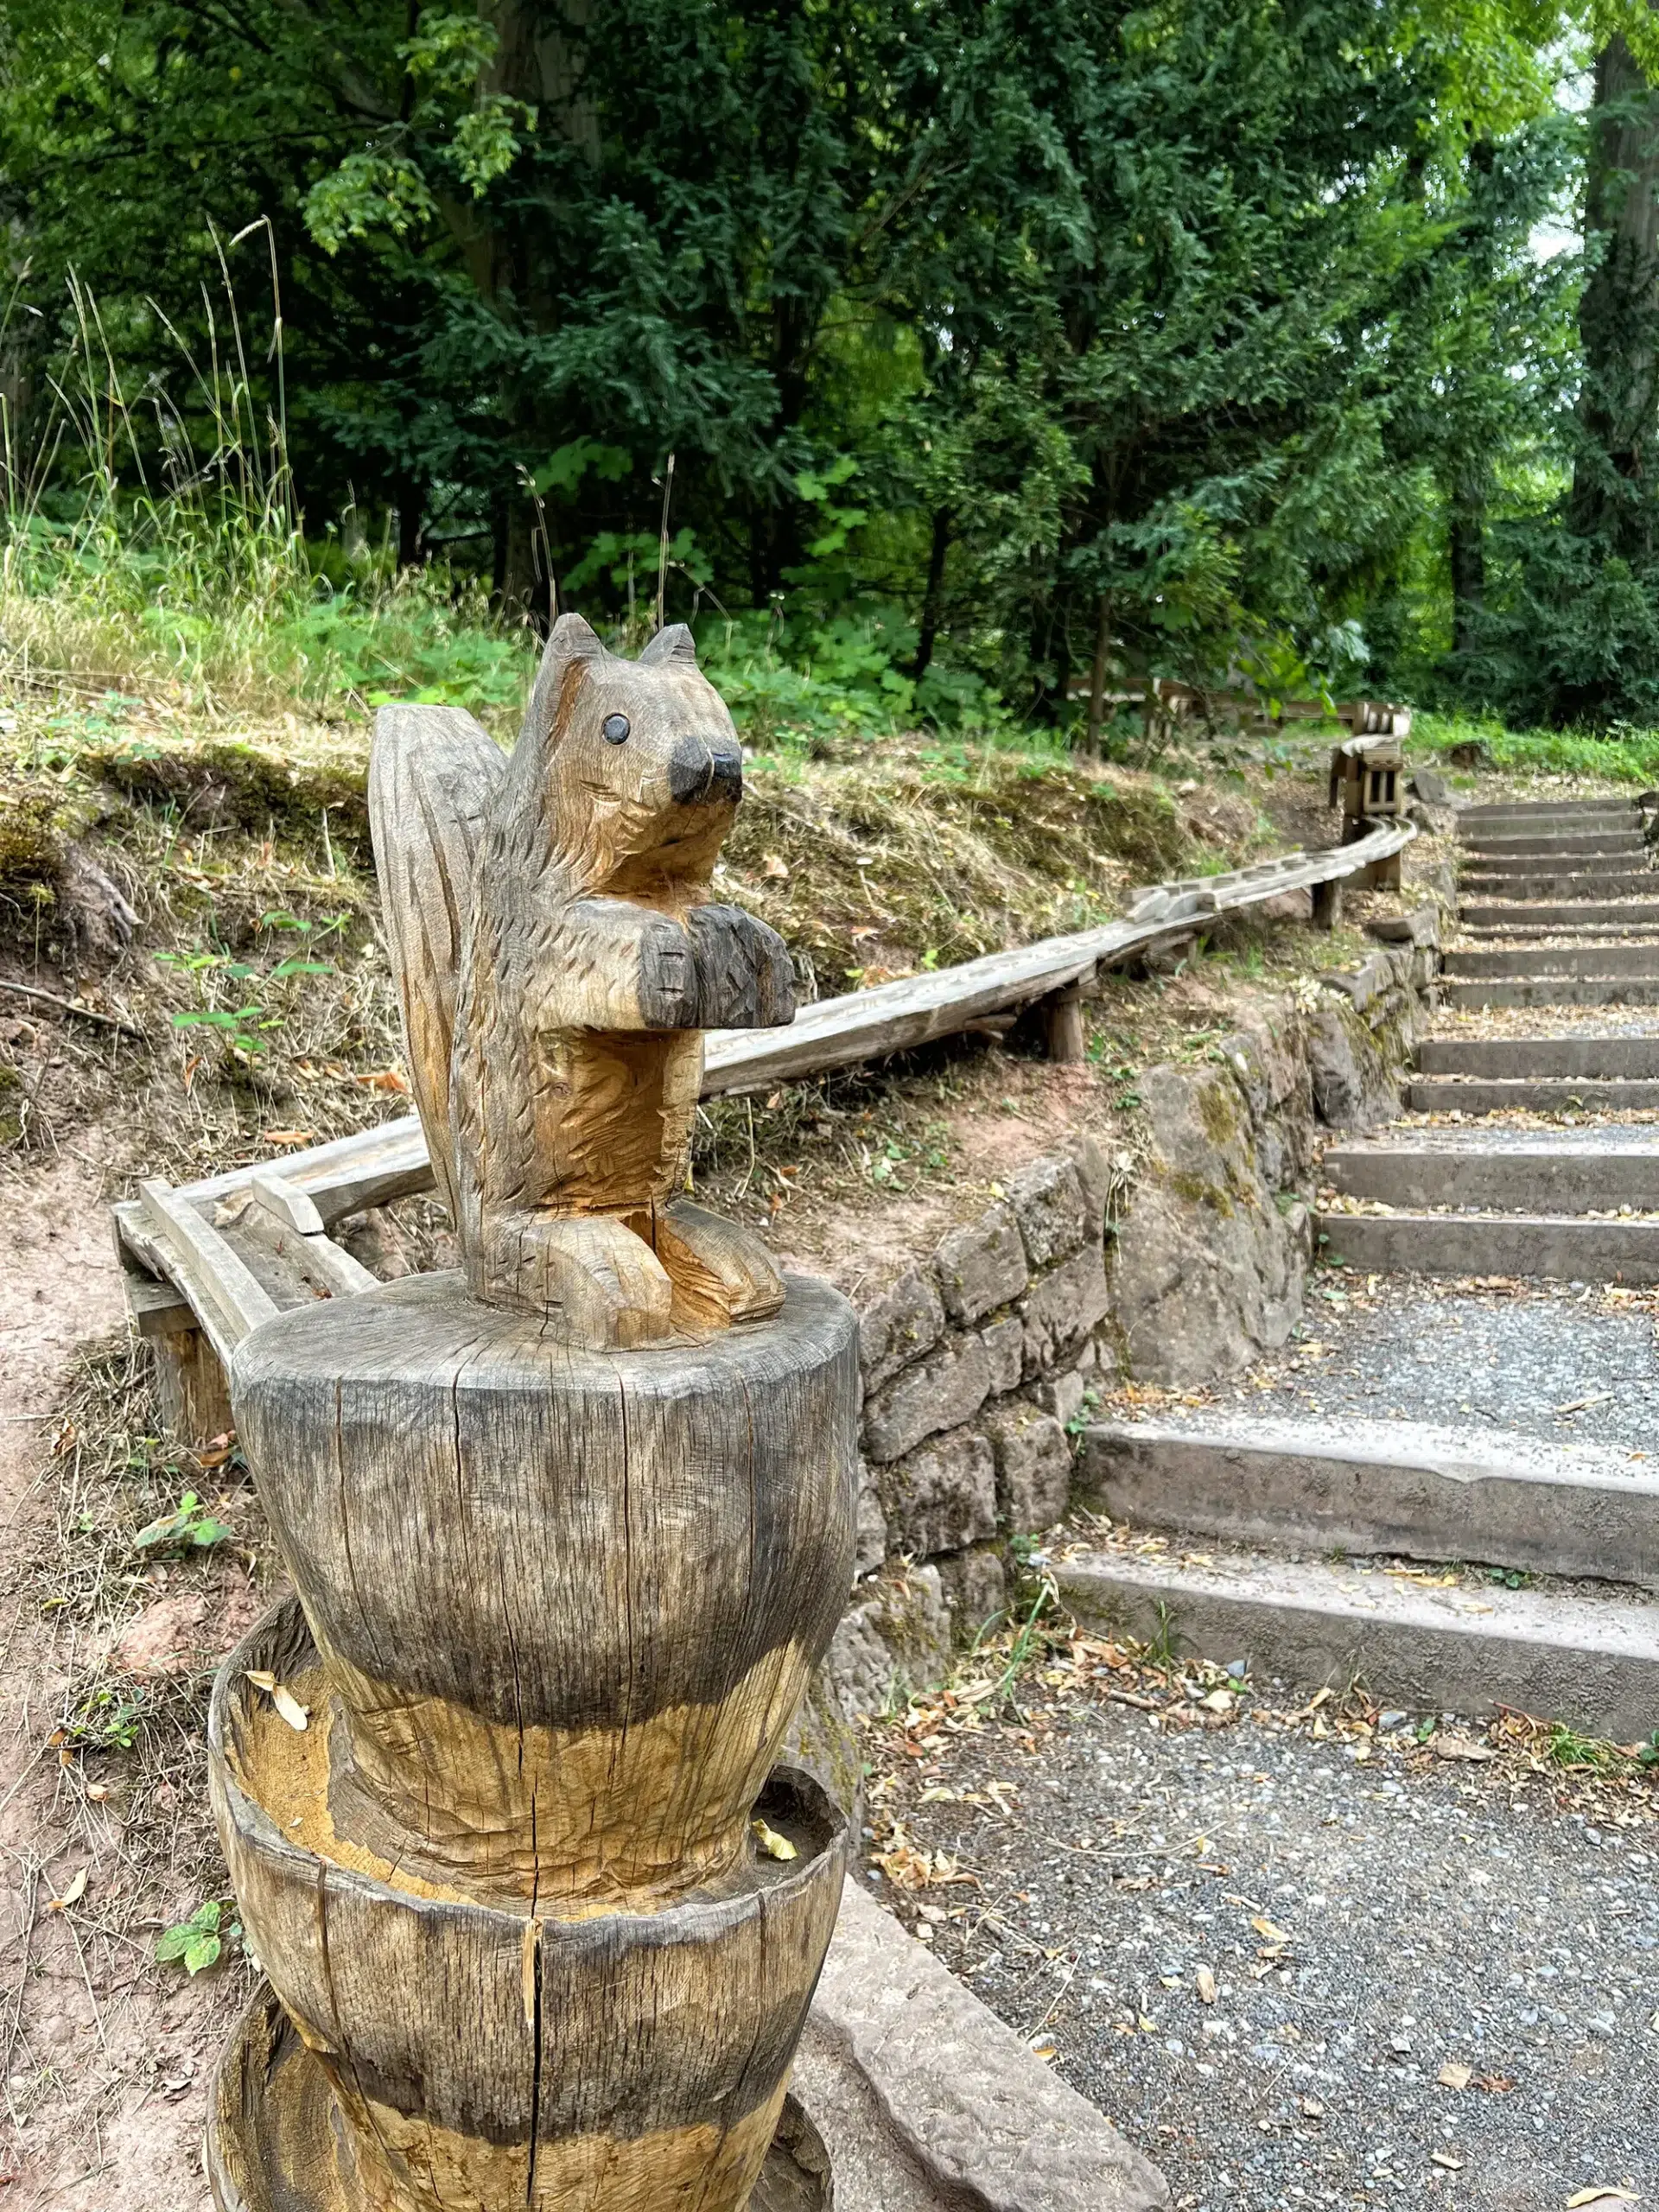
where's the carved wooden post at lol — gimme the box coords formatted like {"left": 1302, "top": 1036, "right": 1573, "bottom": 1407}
{"left": 206, "top": 616, "right": 858, "bottom": 2209}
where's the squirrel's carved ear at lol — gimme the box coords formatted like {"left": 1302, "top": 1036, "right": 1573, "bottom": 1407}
{"left": 639, "top": 623, "right": 699, "bottom": 669}
{"left": 520, "top": 613, "right": 606, "bottom": 749}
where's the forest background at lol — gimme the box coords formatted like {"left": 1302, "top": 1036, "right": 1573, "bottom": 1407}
{"left": 10, "top": 2, "right": 1659, "bottom": 747}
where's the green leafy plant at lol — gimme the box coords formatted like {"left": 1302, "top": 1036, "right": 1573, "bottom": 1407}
{"left": 156, "top": 1898, "right": 241, "bottom": 1976}
{"left": 133, "top": 1491, "right": 232, "bottom": 1553}
{"left": 65, "top": 1684, "right": 147, "bottom": 1751}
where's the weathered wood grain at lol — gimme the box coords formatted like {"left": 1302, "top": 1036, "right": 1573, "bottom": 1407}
{"left": 368, "top": 704, "right": 505, "bottom": 1219}
{"left": 134, "top": 1179, "right": 278, "bottom": 1370}
{"left": 369, "top": 618, "right": 798, "bottom": 1344}
{"left": 207, "top": 1987, "right": 833, "bottom": 2212}
{"left": 229, "top": 1272, "right": 859, "bottom": 1904}
{"left": 209, "top": 1601, "right": 848, "bottom": 2212}
{"left": 443, "top": 615, "right": 795, "bottom": 1339}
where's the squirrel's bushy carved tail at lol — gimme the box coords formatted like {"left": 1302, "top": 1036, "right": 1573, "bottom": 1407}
{"left": 367, "top": 703, "right": 505, "bottom": 1217}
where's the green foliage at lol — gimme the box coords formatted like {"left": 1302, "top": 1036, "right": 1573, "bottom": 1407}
{"left": 156, "top": 1897, "right": 241, "bottom": 1976}
{"left": 0, "top": 2, "right": 1656, "bottom": 728}
{"left": 132, "top": 1491, "right": 232, "bottom": 1553}
{"left": 65, "top": 1685, "right": 147, "bottom": 1751}
{"left": 1414, "top": 709, "right": 1659, "bottom": 781}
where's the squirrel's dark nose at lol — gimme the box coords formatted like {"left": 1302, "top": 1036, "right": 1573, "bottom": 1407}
{"left": 667, "top": 737, "right": 743, "bottom": 805}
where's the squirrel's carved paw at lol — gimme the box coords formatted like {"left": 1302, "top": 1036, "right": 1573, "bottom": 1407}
{"left": 486, "top": 1212, "right": 675, "bottom": 1348}
{"left": 654, "top": 1200, "right": 785, "bottom": 1332}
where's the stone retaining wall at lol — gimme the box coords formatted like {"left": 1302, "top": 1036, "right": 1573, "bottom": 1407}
{"left": 819, "top": 908, "right": 1444, "bottom": 1721}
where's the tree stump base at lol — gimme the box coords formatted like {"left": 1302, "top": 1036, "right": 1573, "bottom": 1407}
{"left": 207, "top": 1985, "right": 834, "bottom": 2212}
{"left": 230, "top": 1270, "right": 858, "bottom": 1909}
{"left": 209, "top": 1598, "right": 848, "bottom": 2212}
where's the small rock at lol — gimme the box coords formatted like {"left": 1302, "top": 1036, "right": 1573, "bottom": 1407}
{"left": 858, "top": 1267, "right": 946, "bottom": 1394}
{"left": 934, "top": 1204, "right": 1029, "bottom": 1326}
{"left": 863, "top": 1332, "right": 990, "bottom": 1465}
{"left": 1005, "top": 1156, "right": 1090, "bottom": 1269}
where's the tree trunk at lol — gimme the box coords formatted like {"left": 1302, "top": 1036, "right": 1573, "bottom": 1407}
{"left": 1573, "top": 18, "right": 1659, "bottom": 552}
{"left": 1087, "top": 593, "right": 1114, "bottom": 751}
{"left": 909, "top": 508, "right": 952, "bottom": 678}
{"left": 1449, "top": 499, "right": 1485, "bottom": 655}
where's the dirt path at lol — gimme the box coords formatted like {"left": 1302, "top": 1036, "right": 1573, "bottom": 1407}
{"left": 0, "top": 1145, "right": 228, "bottom": 2209}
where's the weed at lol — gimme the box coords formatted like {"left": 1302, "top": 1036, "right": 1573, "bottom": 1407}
{"left": 1140, "top": 1602, "right": 1184, "bottom": 1678}
{"left": 1544, "top": 1723, "right": 1623, "bottom": 1772}
{"left": 133, "top": 1491, "right": 232, "bottom": 1554}
{"left": 63, "top": 1684, "right": 147, "bottom": 1751}
{"left": 156, "top": 1898, "right": 242, "bottom": 1975}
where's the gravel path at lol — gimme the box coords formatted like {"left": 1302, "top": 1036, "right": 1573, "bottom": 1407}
{"left": 867, "top": 1695, "right": 1658, "bottom": 2210}
{"left": 1165, "top": 1275, "right": 1659, "bottom": 1458}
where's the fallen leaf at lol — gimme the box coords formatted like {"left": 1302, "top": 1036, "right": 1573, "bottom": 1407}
{"left": 761, "top": 852, "right": 790, "bottom": 880}
{"left": 245, "top": 1672, "right": 308, "bottom": 1730}
{"left": 1195, "top": 1966, "right": 1217, "bottom": 2005}
{"left": 1433, "top": 2152, "right": 1464, "bottom": 2171}
{"left": 1438, "top": 2061, "right": 1473, "bottom": 2090}
{"left": 1251, "top": 1916, "right": 1294, "bottom": 1946}
{"left": 353, "top": 1068, "right": 410, "bottom": 1094}
{"left": 1027, "top": 2033, "right": 1057, "bottom": 2061}
{"left": 1566, "top": 2191, "right": 1640, "bottom": 2208}
{"left": 46, "top": 1866, "right": 88, "bottom": 1911}
{"left": 753, "top": 1819, "right": 798, "bottom": 1862}
{"left": 271, "top": 1685, "right": 310, "bottom": 1732}
{"left": 260, "top": 1128, "right": 317, "bottom": 1147}
{"left": 1435, "top": 1735, "right": 1497, "bottom": 1764}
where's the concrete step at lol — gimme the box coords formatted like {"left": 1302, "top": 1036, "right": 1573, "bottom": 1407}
{"left": 1324, "top": 1134, "right": 1659, "bottom": 1210}
{"left": 1462, "top": 836, "right": 1648, "bottom": 859}
{"left": 1444, "top": 976, "right": 1659, "bottom": 1008}
{"left": 1315, "top": 1208, "right": 1659, "bottom": 1280}
{"left": 1459, "top": 871, "right": 1658, "bottom": 899}
{"left": 1406, "top": 1077, "right": 1659, "bottom": 1111}
{"left": 1418, "top": 1035, "right": 1659, "bottom": 1076}
{"left": 1445, "top": 944, "right": 1659, "bottom": 978}
{"left": 1077, "top": 1418, "right": 1659, "bottom": 1588}
{"left": 1460, "top": 901, "right": 1659, "bottom": 928}
{"left": 1459, "top": 920, "right": 1659, "bottom": 940}
{"left": 1459, "top": 801, "right": 1639, "bottom": 826}
{"left": 1055, "top": 1547, "right": 1659, "bottom": 1742}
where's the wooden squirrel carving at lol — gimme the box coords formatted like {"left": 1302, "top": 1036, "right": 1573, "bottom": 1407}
{"left": 370, "top": 613, "right": 795, "bottom": 1347}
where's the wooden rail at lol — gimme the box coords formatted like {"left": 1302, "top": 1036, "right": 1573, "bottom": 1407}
{"left": 112, "top": 816, "right": 1414, "bottom": 1424}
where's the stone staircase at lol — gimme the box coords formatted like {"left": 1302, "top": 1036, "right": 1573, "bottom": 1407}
{"left": 1059, "top": 795, "right": 1659, "bottom": 1745}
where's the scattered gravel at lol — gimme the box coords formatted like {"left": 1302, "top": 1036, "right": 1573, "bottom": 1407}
{"left": 1113, "top": 1274, "right": 1658, "bottom": 1458}
{"left": 868, "top": 1696, "right": 1659, "bottom": 2210}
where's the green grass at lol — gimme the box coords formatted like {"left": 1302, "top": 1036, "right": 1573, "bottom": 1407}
{"left": 1414, "top": 709, "right": 1659, "bottom": 785}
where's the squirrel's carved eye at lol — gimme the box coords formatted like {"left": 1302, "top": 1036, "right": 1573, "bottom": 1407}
{"left": 601, "top": 712, "right": 631, "bottom": 746}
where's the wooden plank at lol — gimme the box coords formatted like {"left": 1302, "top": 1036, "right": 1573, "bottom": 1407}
{"left": 134, "top": 1179, "right": 280, "bottom": 1367}
{"left": 124, "top": 1269, "right": 195, "bottom": 1339}
{"left": 238, "top": 1205, "right": 381, "bottom": 1302}
{"left": 158, "top": 1116, "right": 435, "bottom": 1224}
{"left": 250, "top": 1168, "right": 327, "bottom": 1236}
